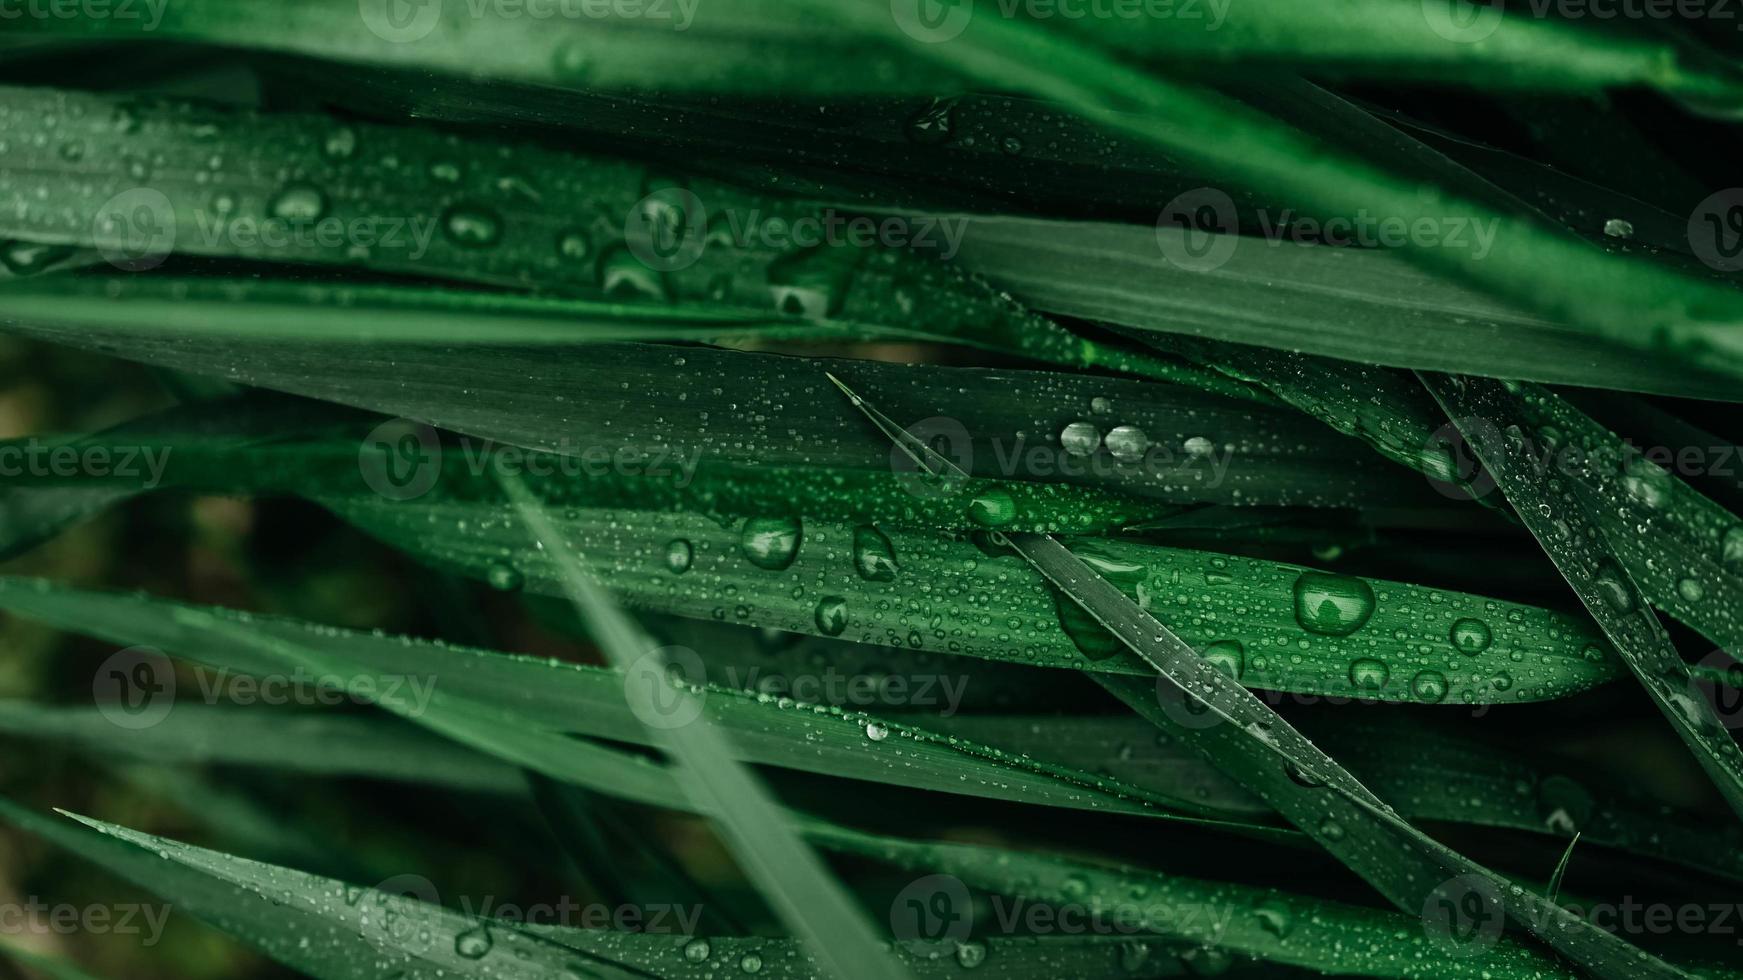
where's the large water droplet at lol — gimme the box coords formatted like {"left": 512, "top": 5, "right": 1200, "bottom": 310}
{"left": 665, "top": 539, "right": 694, "bottom": 575}
{"left": 454, "top": 925, "right": 493, "bottom": 959}
{"left": 1292, "top": 572, "right": 1376, "bottom": 636}
{"left": 599, "top": 243, "right": 669, "bottom": 301}
{"left": 967, "top": 489, "right": 1016, "bottom": 528}
{"left": 955, "top": 941, "right": 986, "bottom": 968}
{"left": 1060, "top": 421, "right": 1100, "bottom": 457}
{"left": 1199, "top": 640, "right": 1245, "bottom": 680}
{"left": 1410, "top": 669, "right": 1448, "bottom": 703}
{"left": 1450, "top": 617, "right": 1492, "bottom": 654}
{"left": 814, "top": 596, "right": 848, "bottom": 636}
{"left": 1592, "top": 560, "right": 1634, "bottom": 613}
{"left": 1620, "top": 456, "right": 1670, "bottom": 510}
{"left": 851, "top": 525, "right": 898, "bottom": 582}
{"left": 864, "top": 721, "right": 889, "bottom": 742}
{"left": 1105, "top": 425, "right": 1151, "bottom": 463}
{"left": 905, "top": 98, "right": 956, "bottom": 145}
{"left": 269, "top": 182, "right": 326, "bottom": 223}
{"left": 0, "top": 240, "right": 75, "bottom": 276}
{"left": 1348, "top": 658, "right": 1389, "bottom": 691}
{"left": 1603, "top": 218, "right": 1635, "bottom": 240}
{"left": 740, "top": 516, "right": 802, "bottom": 570}
{"left": 683, "top": 938, "right": 712, "bottom": 962}
{"left": 442, "top": 203, "right": 503, "bottom": 249}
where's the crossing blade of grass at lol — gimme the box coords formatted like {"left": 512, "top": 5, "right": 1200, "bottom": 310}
{"left": 0, "top": 578, "right": 1272, "bottom": 829}
{"left": 1150, "top": 339, "right": 1743, "bottom": 655}
{"left": 496, "top": 469, "right": 910, "bottom": 980}
{"left": 0, "top": 325, "right": 1421, "bottom": 513}
{"left": 947, "top": 216, "right": 1739, "bottom": 402}
{"left": 1421, "top": 373, "right": 1743, "bottom": 822}
{"left": 810, "top": 0, "right": 1743, "bottom": 382}
{"left": 0, "top": 87, "right": 1232, "bottom": 395}
{"left": 0, "top": 701, "right": 525, "bottom": 794}
{"left": 0, "top": 801, "right": 1274, "bottom": 980}
{"left": 825, "top": 372, "right": 1687, "bottom": 980}
{"left": 0, "top": 797, "right": 655, "bottom": 980}
{"left": 938, "top": 712, "right": 1743, "bottom": 886}
{"left": 1548, "top": 834, "right": 1582, "bottom": 906}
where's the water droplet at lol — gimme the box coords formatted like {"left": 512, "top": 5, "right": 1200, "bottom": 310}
{"left": 269, "top": 182, "right": 327, "bottom": 223}
{"left": 955, "top": 940, "right": 987, "bottom": 968}
{"left": 323, "top": 126, "right": 358, "bottom": 161}
{"left": 767, "top": 245, "right": 855, "bottom": 319}
{"left": 739, "top": 952, "right": 764, "bottom": 974}
{"left": 967, "top": 489, "right": 1017, "bottom": 528}
{"left": 1490, "top": 670, "right": 1513, "bottom": 691}
{"left": 1199, "top": 640, "right": 1245, "bottom": 680}
{"left": 1348, "top": 658, "right": 1390, "bottom": 691}
{"left": 1105, "top": 425, "right": 1151, "bottom": 463}
{"left": 599, "top": 244, "right": 670, "bottom": 301}
{"left": 740, "top": 516, "right": 802, "bottom": 570}
{"left": 1677, "top": 577, "right": 1706, "bottom": 603}
{"left": 1254, "top": 903, "right": 1292, "bottom": 938}
{"left": 851, "top": 525, "right": 898, "bottom": 582}
{"left": 429, "top": 161, "right": 462, "bottom": 183}
{"left": 683, "top": 938, "right": 711, "bottom": 962}
{"left": 814, "top": 596, "right": 848, "bottom": 637}
{"left": 454, "top": 925, "right": 493, "bottom": 959}
{"left": 905, "top": 98, "right": 956, "bottom": 145}
{"left": 1409, "top": 669, "right": 1448, "bottom": 703}
{"left": 665, "top": 539, "right": 693, "bottom": 575}
{"left": 485, "top": 563, "right": 523, "bottom": 592}
{"left": 442, "top": 203, "right": 503, "bottom": 249}
{"left": 1603, "top": 218, "right": 1634, "bottom": 239}
{"left": 1291, "top": 572, "right": 1376, "bottom": 637}
{"left": 58, "top": 139, "right": 85, "bottom": 162}
{"left": 1183, "top": 436, "right": 1214, "bottom": 457}
{"left": 1450, "top": 617, "right": 1492, "bottom": 654}
{"left": 1592, "top": 560, "right": 1634, "bottom": 613}
{"left": 557, "top": 229, "right": 591, "bottom": 262}
{"left": 1090, "top": 396, "right": 1112, "bottom": 415}
{"left": 1723, "top": 526, "right": 1743, "bottom": 570}
{"left": 999, "top": 136, "right": 1023, "bottom": 155}
{"left": 1317, "top": 818, "right": 1346, "bottom": 842}
{"left": 1620, "top": 456, "right": 1670, "bottom": 510}
{"left": 865, "top": 721, "right": 889, "bottom": 741}
{"left": 1181, "top": 946, "right": 1233, "bottom": 976}
{"left": 0, "top": 240, "right": 75, "bottom": 276}
{"left": 1060, "top": 421, "right": 1100, "bottom": 457}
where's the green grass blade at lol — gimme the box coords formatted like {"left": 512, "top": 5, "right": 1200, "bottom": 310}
{"left": 496, "top": 468, "right": 910, "bottom": 980}
{"left": 1422, "top": 373, "right": 1743, "bottom": 821}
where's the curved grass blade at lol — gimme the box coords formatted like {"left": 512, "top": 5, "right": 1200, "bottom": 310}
{"left": 1421, "top": 373, "right": 1743, "bottom": 821}
{"left": 496, "top": 468, "right": 910, "bottom": 980}
{"left": 1548, "top": 834, "right": 1582, "bottom": 906}
{"left": 826, "top": 372, "right": 1688, "bottom": 979}
{"left": 0, "top": 86, "right": 1225, "bottom": 394}
{"left": 0, "top": 577, "right": 1285, "bottom": 830}
{"left": 809, "top": 0, "right": 1743, "bottom": 382}
{"left": 949, "top": 215, "right": 1739, "bottom": 402}
{"left": 0, "top": 801, "right": 1236, "bottom": 980}
{"left": 1155, "top": 340, "right": 1743, "bottom": 656}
